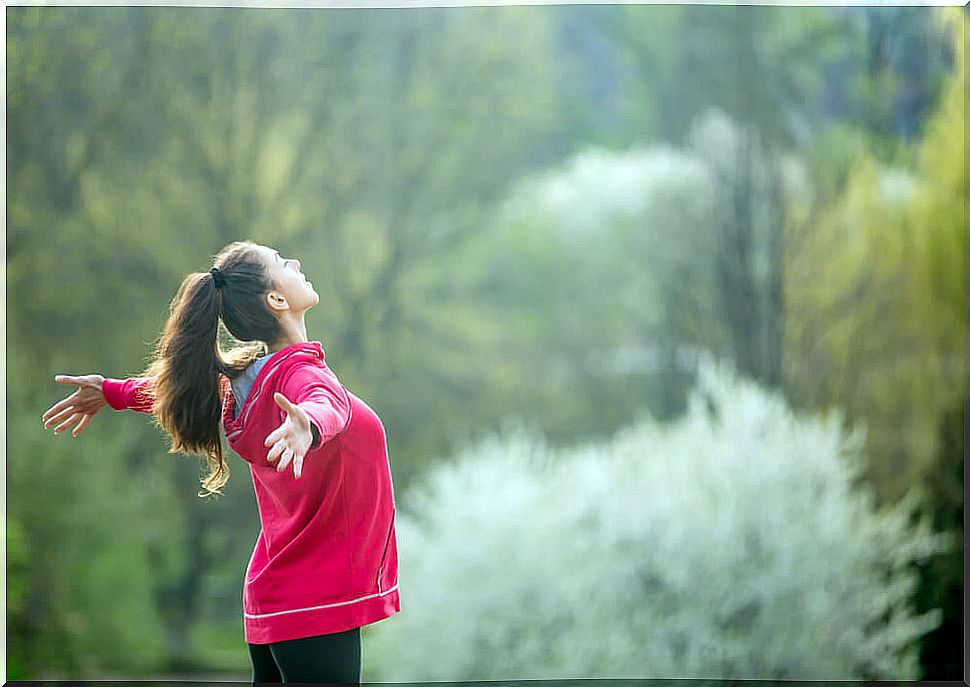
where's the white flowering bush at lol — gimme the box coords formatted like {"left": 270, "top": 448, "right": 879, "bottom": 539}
{"left": 363, "top": 356, "right": 949, "bottom": 682}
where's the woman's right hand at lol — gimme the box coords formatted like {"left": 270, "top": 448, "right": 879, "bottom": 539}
{"left": 42, "top": 374, "right": 107, "bottom": 437}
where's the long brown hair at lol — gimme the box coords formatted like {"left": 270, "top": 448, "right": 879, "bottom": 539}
{"left": 144, "top": 240, "right": 283, "bottom": 497}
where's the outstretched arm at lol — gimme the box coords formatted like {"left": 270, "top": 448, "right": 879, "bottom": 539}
{"left": 42, "top": 374, "right": 157, "bottom": 437}
{"left": 263, "top": 366, "right": 352, "bottom": 479}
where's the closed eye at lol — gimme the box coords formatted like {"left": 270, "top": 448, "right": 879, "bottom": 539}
{"left": 274, "top": 251, "right": 298, "bottom": 272}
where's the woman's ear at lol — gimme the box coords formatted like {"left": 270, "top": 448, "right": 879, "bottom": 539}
{"left": 266, "top": 291, "right": 288, "bottom": 313}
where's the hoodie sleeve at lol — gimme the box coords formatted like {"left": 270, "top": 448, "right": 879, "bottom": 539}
{"left": 102, "top": 376, "right": 157, "bottom": 413}
{"left": 102, "top": 375, "right": 230, "bottom": 415}
{"left": 279, "top": 364, "right": 352, "bottom": 448}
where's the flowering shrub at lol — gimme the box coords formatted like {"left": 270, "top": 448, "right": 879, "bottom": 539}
{"left": 364, "top": 355, "right": 948, "bottom": 681}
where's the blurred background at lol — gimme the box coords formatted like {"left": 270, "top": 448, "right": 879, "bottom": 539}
{"left": 6, "top": 3, "right": 965, "bottom": 681}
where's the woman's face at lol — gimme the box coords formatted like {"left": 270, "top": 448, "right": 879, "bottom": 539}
{"left": 257, "top": 245, "right": 319, "bottom": 314}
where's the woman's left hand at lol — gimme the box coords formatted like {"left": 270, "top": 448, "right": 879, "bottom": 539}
{"left": 264, "top": 392, "right": 314, "bottom": 479}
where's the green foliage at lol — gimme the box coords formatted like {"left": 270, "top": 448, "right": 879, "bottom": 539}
{"left": 8, "top": 5, "right": 568, "bottom": 675}
{"left": 6, "top": 4, "right": 961, "bottom": 679}
{"left": 911, "top": 397, "right": 965, "bottom": 677}
{"left": 6, "top": 350, "right": 168, "bottom": 675}
{"left": 6, "top": 518, "right": 31, "bottom": 680}
{"left": 779, "top": 13, "right": 964, "bottom": 677}
{"left": 783, "top": 7, "right": 965, "bottom": 505}
{"left": 470, "top": 107, "right": 799, "bottom": 441}
{"left": 365, "top": 357, "right": 947, "bottom": 680}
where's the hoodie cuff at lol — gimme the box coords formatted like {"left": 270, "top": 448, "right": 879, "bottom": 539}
{"left": 101, "top": 378, "right": 130, "bottom": 411}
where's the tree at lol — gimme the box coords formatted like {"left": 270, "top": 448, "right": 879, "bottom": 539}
{"left": 468, "top": 111, "right": 803, "bottom": 445}
{"left": 783, "top": 7, "right": 964, "bottom": 505}
{"left": 364, "top": 356, "right": 947, "bottom": 680}
{"left": 781, "top": 10, "right": 965, "bottom": 678}
{"left": 7, "top": 5, "right": 569, "bottom": 674}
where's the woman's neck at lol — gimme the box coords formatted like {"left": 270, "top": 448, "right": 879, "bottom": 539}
{"left": 268, "top": 314, "right": 309, "bottom": 353}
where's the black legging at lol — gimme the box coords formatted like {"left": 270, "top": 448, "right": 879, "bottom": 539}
{"left": 248, "top": 627, "right": 361, "bottom": 684}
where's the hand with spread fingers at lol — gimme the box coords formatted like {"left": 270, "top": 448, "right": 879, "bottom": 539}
{"left": 41, "top": 374, "right": 107, "bottom": 437}
{"left": 264, "top": 392, "right": 315, "bottom": 479}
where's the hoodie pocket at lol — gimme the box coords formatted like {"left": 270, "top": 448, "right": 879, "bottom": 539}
{"left": 376, "top": 509, "right": 396, "bottom": 594}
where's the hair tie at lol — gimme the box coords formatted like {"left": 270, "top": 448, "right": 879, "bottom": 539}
{"left": 209, "top": 266, "right": 225, "bottom": 289}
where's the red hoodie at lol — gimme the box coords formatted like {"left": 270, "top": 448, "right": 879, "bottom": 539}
{"left": 101, "top": 341, "right": 400, "bottom": 644}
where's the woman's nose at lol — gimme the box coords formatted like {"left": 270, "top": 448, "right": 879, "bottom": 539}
{"left": 294, "top": 259, "right": 302, "bottom": 272}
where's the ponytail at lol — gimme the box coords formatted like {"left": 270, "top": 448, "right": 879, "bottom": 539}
{"left": 145, "top": 240, "right": 282, "bottom": 497}
{"left": 146, "top": 271, "right": 229, "bottom": 496}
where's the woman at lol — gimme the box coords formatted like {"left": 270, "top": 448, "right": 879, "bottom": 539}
{"left": 40, "top": 240, "right": 400, "bottom": 684}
